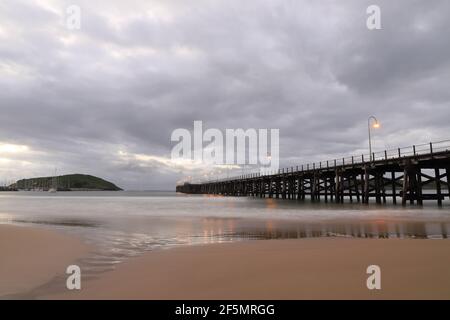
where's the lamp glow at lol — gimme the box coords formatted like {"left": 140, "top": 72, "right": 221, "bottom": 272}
{"left": 367, "top": 116, "right": 380, "bottom": 162}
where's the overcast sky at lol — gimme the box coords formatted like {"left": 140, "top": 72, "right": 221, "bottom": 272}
{"left": 1, "top": 0, "right": 450, "bottom": 190}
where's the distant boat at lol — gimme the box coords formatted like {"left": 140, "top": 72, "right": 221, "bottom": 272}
{"left": 48, "top": 169, "right": 58, "bottom": 193}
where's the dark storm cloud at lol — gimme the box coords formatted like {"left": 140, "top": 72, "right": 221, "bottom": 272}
{"left": 1, "top": 0, "right": 450, "bottom": 189}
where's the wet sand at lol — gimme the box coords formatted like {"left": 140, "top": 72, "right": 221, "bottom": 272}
{"left": 0, "top": 224, "right": 89, "bottom": 297}
{"left": 51, "top": 238, "right": 450, "bottom": 300}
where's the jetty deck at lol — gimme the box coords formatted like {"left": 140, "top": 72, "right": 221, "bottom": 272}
{"left": 177, "top": 140, "right": 450, "bottom": 206}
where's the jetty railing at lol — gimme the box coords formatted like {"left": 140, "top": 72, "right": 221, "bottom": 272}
{"left": 198, "top": 139, "right": 450, "bottom": 184}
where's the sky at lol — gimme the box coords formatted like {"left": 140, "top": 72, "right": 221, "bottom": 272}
{"left": 1, "top": 0, "right": 450, "bottom": 190}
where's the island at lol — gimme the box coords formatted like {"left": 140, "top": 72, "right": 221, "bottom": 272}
{"left": 11, "top": 174, "right": 122, "bottom": 191}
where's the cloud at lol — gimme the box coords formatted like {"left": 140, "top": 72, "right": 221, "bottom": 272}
{"left": 1, "top": 0, "right": 450, "bottom": 189}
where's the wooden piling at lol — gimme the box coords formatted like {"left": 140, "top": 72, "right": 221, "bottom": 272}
{"left": 436, "top": 167, "right": 443, "bottom": 207}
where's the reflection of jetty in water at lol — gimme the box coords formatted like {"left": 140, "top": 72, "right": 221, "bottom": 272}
{"left": 198, "top": 218, "right": 450, "bottom": 241}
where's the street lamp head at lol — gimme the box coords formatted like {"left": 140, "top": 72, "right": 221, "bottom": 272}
{"left": 367, "top": 115, "right": 380, "bottom": 163}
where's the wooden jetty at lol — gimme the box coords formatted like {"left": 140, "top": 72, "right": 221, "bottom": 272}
{"left": 176, "top": 140, "right": 450, "bottom": 206}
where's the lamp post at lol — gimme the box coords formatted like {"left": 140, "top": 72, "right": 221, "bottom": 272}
{"left": 368, "top": 116, "right": 380, "bottom": 162}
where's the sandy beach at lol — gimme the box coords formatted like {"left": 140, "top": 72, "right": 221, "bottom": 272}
{"left": 0, "top": 224, "right": 89, "bottom": 298}
{"left": 49, "top": 237, "right": 450, "bottom": 300}
{"left": 2, "top": 223, "right": 450, "bottom": 299}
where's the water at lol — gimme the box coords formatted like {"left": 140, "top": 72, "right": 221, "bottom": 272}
{"left": 1, "top": 191, "right": 449, "bottom": 297}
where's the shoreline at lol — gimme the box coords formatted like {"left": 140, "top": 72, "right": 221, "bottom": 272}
{"left": 50, "top": 237, "right": 450, "bottom": 300}
{"left": 0, "top": 224, "right": 90, "bottom": 298}
{"left": 2, "top": 223, "right": 450, "bottom": 299}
